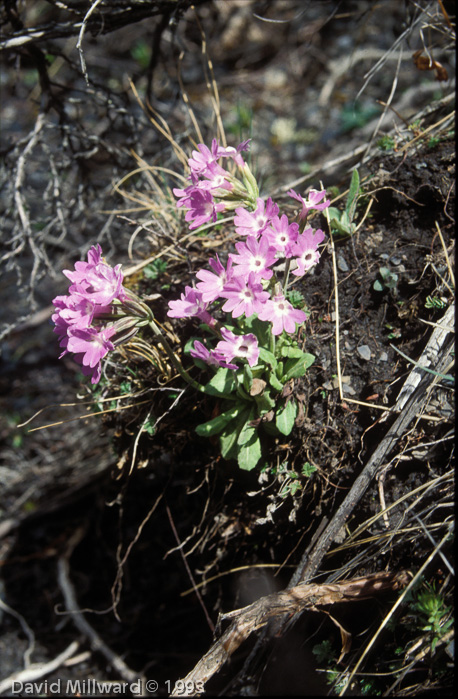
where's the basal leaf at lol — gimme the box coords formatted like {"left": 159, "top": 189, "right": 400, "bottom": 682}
{"left": 276, "top": 400, "right": 297, "bottom": 436}
{"left": 283, "top": 353, "right": 315, "bottom": 381}
{"left": 258, "top": 347, "right": 277, "bottom": 369}
{"left": 195, "top": 404, "right": 241, "bottom": 437}
{"left": 237, "top": 432, "right": 262, "bottom": 471}
{"left": 204, "top": 368, "right": 237, "bottom": 397}
{"left": 280, "top": 346, "right": 305, "bottom": 359}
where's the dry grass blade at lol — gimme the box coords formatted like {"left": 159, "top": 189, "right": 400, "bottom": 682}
{"left": 337, "top": 527, "right": 453, "bottom": 696}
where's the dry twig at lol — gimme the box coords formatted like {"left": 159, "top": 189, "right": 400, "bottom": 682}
{"left": 171, "top": 571, "right": 410, "bottom": 696}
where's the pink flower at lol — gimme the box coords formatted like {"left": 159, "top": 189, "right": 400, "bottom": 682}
{"left": 291, "top": 227, "right": 325, "bottom": 276}
{"left": 234, "top": 197, "right": 279, "bottom": 238}
{"left": 264, "top": 214, "right": 299, "bottom": 257}
{"left": 63, "top": 245, "right": 125, "bottom": 306}
{"left": 216, "top": 328, "right": 259, "bottom": 367}
{"left": 58, "top": 289, "right": 111, "bottom": 329}
{"left": 215, "top": 139, "right": 251, "bottom": 168}
{"left": 183, "top": 189, "right": 226, "bottom": 230}
{"left": 187, "top": 141, "right": 220, "bottom": 177}
{"left": 198, "top": 161, "right": 233, "bottom": 192}
{"left": 190, "top": 340, "right": 238, "bottom": 370}
{"left": 230, "top": 235, "right": 277, "bottom": 281}
{"left": 187, "top": 139, "right": 251, "bottom": 176}
{"left": 167, "top": 286, "right": 208, "bottom": 319}
{"left": 66, "top": 325, "right": 116, "bottom": 384}
{"left": 287, "top": 188, "right": 330, "bottom": 220}
{"left": 196, "top": 255, "right": 233, "bottom": 303}
{"left": 219, "top": 272, "right": 270, "bottom": 319}
{"left": 258, "top": 294, "right": 307, "bottom": 335}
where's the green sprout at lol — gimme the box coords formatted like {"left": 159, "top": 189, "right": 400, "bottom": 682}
{"left": 425, "top": 295, "right": 447, "bottom": 310}
{"left": 411, "top": 582, "right": 453, "bottom": 653}
{"left": 327, "top": 169, "right": 361, "bottom": 238}
{"left": 373, "top": 266, "right": 399, "bottom": 294}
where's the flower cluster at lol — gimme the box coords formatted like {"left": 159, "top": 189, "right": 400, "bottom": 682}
{"left": 52, "top": 244, "right": 151, "bottom": 383}
{"left": 173, "top": 139, "right": 256, "bottom": 230}
{"left": 168, "top": 139, "right": 329, "bottom": 371}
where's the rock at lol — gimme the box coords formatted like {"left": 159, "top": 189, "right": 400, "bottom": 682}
{"left": 337, "top": 254, "right": 349, "bottom": 272}
{"left": 357, "top": 344, "right": 371, "bottom": 361}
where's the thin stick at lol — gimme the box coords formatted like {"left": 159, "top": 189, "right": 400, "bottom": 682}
{"left": 57, "top": 527, "right": 142, "bottom": 684}
{"left": 76, "top": 0, "right": 104, "bottom": 85}
{"left": 165, "top": 505, "right": 215, "bottom": 634}
{"left": 324, "top": 190, "right": 344, "bottom": 401}
{"left": 0, "top": 641, "right": 80, "bottom": 695}
{"left": 435, "top": 220, "right": 455, "bottom": 289}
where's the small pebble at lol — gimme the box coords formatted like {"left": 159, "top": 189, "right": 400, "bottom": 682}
{"left": 379, "top": 351, "right": 388, "bottom": 362}
{"left": 357, "top": 344, "right": 371, "bottom": 361}
{"left": 337, "top": 254, "right": 349, "bottom": 272}
{"left": 342, "top": 383, "right": 356, "bottom": 396}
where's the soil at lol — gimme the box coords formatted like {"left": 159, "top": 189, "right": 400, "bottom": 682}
{"left": 0, "top": 1, "right": 455, "bottom": 696}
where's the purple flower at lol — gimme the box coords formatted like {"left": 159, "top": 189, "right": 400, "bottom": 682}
{"left": 230, "top": 235, "right": 277, "bottom": 281}
{"left": 63, "top": 246, "right": 125, "bottom": 306}
{"left": 66, "top": 325, "right": 116, "bottom": 384}
{"left": 264, "top": 215, "right": 299, "bottom": 257}
{"left": 234, "top": 197, "right": 279, "bottom": 238}
{"left": 291, "top": 227, "right": 325, "bottom": 277}
{"left": 219, "top": 272, "right": 270, "bottom": 319}
{"left": 187, "top": 141, "right": 220, "bottom": 177}
{"left": 198, "top": 161, "right": 233, "bottom": 193}
{"left": 216, "top": 328, "right": 259, "bottom": 367}
{"left": 183, "top": 189, "right": 226, "bottom": 230}
{"left": 167, "top": 286, "right": 208, "bottom": 319}
{"left": 58, "top": 289, "right": 111, "bottom": 329}
{"left": 287, "top": 188, "right": 330, "bottom": 220}
{"left": 258, "top": 294, "right": 307, "bottom": 335}
{"left": 215, "top": 139, "right": 251, "bottom": 168}
{"left": 190, "top": 340, "right": 238, "bottom": 370}
{"left": 187, "top": 139, "right": 251, "bottom": 177}
{"left": 196, "top": 254, "right": 233, "bottom": 303}
{"left": 52, "top": 244, "right": 150, "bottom": 384}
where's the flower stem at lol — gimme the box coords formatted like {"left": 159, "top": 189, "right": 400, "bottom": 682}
{"left": 147, "top": 320, "right": 208, "bottom": 394}
{"left": 283, "top": 258, "right": 292, "bottom": 294}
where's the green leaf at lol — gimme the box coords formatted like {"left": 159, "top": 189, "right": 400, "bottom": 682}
{"left": 327, "top": 206, "right": 341, "bottom": 221}
{"left": 330, "top": 217, "right": 351, "bottom": 235}
{"left": 258, "top": 347, "right": 277, "bottom": 369}
{"left": 346, "top": 168, "right": 360, "bottom": 217}
{"left": 276, "top": 400, "right": 297, "bottom": 436}
{"left": 268, "top": 372, "right": 284, "bottom": 392}
{"left": 283, "top": 353, "right": 315, "bottom": 381}
{"left": 204, "top": 368, "right": 236, "bottom": 397}
{"left": 280, "top": 346, "right": 305, "bottom": 359}
{"left": 237, "top": 419, "right": 257, "bottom": 446}
{"left": 253, "top": 390, "right": 276, "bottom": 412}
{"left": 243, "top": 364, "right": 253, "bottom": 393}
{"left": 302, "top": 462, "right": 318, "bottom": 477}
{"left": 219, "top": 408, "right": 252, "bottom": 459}
{"left": 340, "top": 211, "right": 351, "bottom": 230}
{"left": 195, "top": 405, "right": 241, "bottom": 437}
{"left": 219, "top": 428, "right": 239, "bottom": 460}
{"left": 237, "top": 432, "right": 262, "bottom": 470}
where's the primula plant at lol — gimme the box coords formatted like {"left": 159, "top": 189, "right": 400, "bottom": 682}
{"left": 52, "top": 138, "right": 329, "bottom": 471}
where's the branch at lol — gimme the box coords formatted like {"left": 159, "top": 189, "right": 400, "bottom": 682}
{"left": 171, "top": 571, "right": 410, "bottom": 695}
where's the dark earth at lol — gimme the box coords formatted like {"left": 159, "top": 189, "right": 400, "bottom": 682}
{"left": 0, "top": 1, "right": 455, "bottom": 696}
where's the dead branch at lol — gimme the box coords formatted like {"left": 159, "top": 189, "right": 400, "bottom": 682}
{"left": 57, "top": 526, "right": 142, "bottom": 685}
{"left": 0, "top": 641, "right": 80, "bottom": 695}
{"left": 0, "top": 0, "right": 210, "bottom": 51}
{"left": 171, "top": 571, "right": 410, "bottom": 696}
